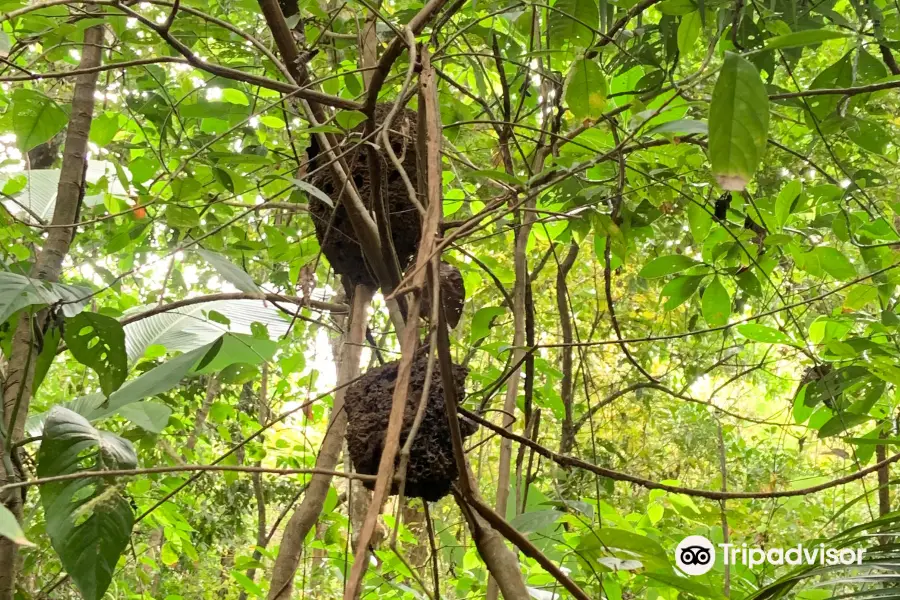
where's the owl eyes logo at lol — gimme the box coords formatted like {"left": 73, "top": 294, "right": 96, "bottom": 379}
{"left": 680, "top": 546, "right": 712, "bottom": 565}
{"left": 675, "top": 536, "right": 716, "bottom": 575}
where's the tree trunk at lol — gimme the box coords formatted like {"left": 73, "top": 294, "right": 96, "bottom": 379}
{"left": 266, "top": 286, "right": 372, "bottom": 600}
{"left": 487, "top": 200, "right": 535, "bottom": 600}
{"left": 557, "top": 243, "right": 579, "bottom": 455}
{"left": 0, "top": 22, "right": 104, "bottom": 600}
{"left": 185, "top": 376, "right": 221, "bottom": 453}
{"left": 455, "top": 491, "right": 528, "bottom": 600}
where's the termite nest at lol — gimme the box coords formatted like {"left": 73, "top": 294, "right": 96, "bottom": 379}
{"left": 415, "top": 261, "right": 465, "bottom": 330}
{"left": 306, "top": 104, "right": 421, "bottom": 288}
{"left": 344, "top": 349, "right": 477, "bottom": 501}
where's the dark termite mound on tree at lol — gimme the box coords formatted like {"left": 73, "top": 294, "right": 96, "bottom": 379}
{"left": 344, "top": 350, "right": 477, "bottom": 501}
{"left": 415, "top": 261, "right": 466, "bottom": 329}
{"left": 306, "top": 104, "right": 421, "bottom": 288}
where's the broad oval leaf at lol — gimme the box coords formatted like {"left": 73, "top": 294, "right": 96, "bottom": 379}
{"left": 11, "top": 88, "right": 68, "bottom": 152}
{"left": 639, "top": 255, "right": 701, "bottom": 278}
{"left": 549, "top": 0, "right": 600, "bottom": 48}
{"left": 708, "top": 52, "right": 770, "bottom": 191}
{"left": 63, "top": 312, "right": 128, "bottom": 397}
{"left": 813, "top": 246, "right": 856, "bottom": 280}
{"left": 677, "top": 11, "right": 701, "bottom": 56}
{"left": 37, "top": 407, "right": 136, "bottom": 600}
{"left": 736, "top": 323, "right": 792, "bottom": 344}
{"left": 565, "top": 59, "right": 608, "bottom": 120}
{"left": 661, "top": 275, "right": 704, "bottom": 310}
{"left": 764, "top": 29, "right": 848, "bottom": 50}
{"left": 701, "top": 276, "right": 731, "bottom": 326}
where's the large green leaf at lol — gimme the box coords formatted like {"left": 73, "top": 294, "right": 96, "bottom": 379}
{"left": 37, "top": 407, "right": 136, "bottom": 600}
{"left": 197, "top": 249, "right": 261, "bottom": 293}
{"left": 0, "top": 504, "right": 32, "bottom": 547}
{"left": 677, "top": 11, "right": 701, "bottom": 56}
{"left": 639, "top": 255, "right": 701, "bottom": 278}
{"left": 818, "top": 412, "right": 871, "bottom": 438}
{"left": 737, "top": 323, "right": 791, "bottom": 344}
{"left": 470, "top": 306, "right": 506, "bottom": 343}
{"left": 0, "top": 271, "right": 91, "bottom": 324}
{"left": 63, "top": 312, "right": 128, "bottom": 397}
{"left": 701, "top": 277, "right": 730, "bottom": 326}
{"left": 122, "top": 299, "right": 289, "bottom": 361}
{"left": 774, "top": 179, "right": 802, "bottom": 229}
{"left": 660, "top": 275, "right": 703, "bottom": 310}
{"left": 764, "top": 29, "right": 848, "bottom": 50}
{"left": 89, "top": 341, "right": 219, "bottom": 423}
{"left": 11, "top": 88, "right": 68, "bottom": 152}
{"left": 548, "top": 0, "right": 600, "bottom": 48}
{"left": 644, "top": 572, "right": 723, "bottom": 598}
{"left": 708, "top": 52, "right": 770, "bottom": 191}
{"left": 813, "top": 247, "right": 856, "bottom": 280}
{"left": 578, "top": 528, "right": 670, "bottom": 570}
{"left": 564, "top": 59, "right": 608, "bottom": 120}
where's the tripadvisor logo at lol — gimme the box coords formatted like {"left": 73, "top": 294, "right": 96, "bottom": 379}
{"left": 675, "top": 535, "right": 865, "bottom": 576}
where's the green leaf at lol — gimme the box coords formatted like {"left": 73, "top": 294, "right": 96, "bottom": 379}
{"left": 660, "top": 275, "right": 703, "bottom": 310}
{"left": 470, "top": 306, "right": 506, "bottom": 344}
{"left": 764, "top": 30, "right": 848, "bottom": 50}
{"left": 63, "top": 312, "right": 128, "bottom": 397}
{"left": 805, "top": 367, "right": 869, "bottom": 408}
{"left": 213, "top": 167, "right": 235, "bottom": 193}
{"left": 509, "top": 509, "right": 561, "bottom": 533}
{"left": 843, "top": 285, "right": 878, "bottom": 310}
{"left": 166, "top": 205, "right": 200, "bottom": 229}
{"left": 549, "top": 0, "right": 600, "bottom": 48}
{"left": 708, "top": 52, "right": 770, "bottom": 191}
{"left": 33, "top": 324, "right": 62, "bottom": 393}
{"left": 0, "top": 504, "right": 33, "bottom": 547}
{"left": 774, "top": 179, "right": 802, "bottom": 228}
{"left": 813, "top": 247, "right": 856, "bottom": 280}
{"left": 221, "top": 88, "right": 249, "bottom": 106}
{"left": 197, "top": 249, "right": 260, "bottom": 293}
{"left": 193, "top": 333, "right": 277, "bottom": 373}
{"left": 647, "top": 119, "right": 708, "bottom": 137}
{"left": 231, "top": 571, "right": 264, "bottom": 598}
{"left": 736, "top": 323, "right": 791, "bottom": 344}
{"left": 89, "top": 113, "right": 120, "bottom": 147}
{"left": 644, "top": 572, "right": 722, "bottom": 598}
{"left": 818, "top": 412, "right": 871, "bottom": 438}
{"left": 11, "top": 88, "right": 68, "bottom": 152}
{"left": 701, "top": 276, "right": 730, "bottom": 326}
{"left": 687, "top": 202, "right": 712, "bottom": 242}
{"left": 37, "top": 407, "right": 136, "bottom": 600}
{"left": 657, "top": 0, "right": 697, "bottom": 15}
{"left": 89, "top": 342, "right": 217, "bottom": 422}
{"left": 291, "top": 178, "right": 334, "bottom": 208}
{"left": 639, "top": 255, "right": 701, "bottom": 278}
{"left": 579, "top": 528, "right": 668, "bottom": 559}
{"left": 677, "top": 11, "right": 701, "bottom": 56}
{"left": 116, "top": 401, "right": 172, "bottom": 433}
{"left": 0, "top": 271, "right": 91, "bottom": 324}
{"left": 564, "top": 59, "right": 608, "bottom": 120}
{"left": 846, "top": 118, "right": 891, "bottom": 155}
{"left": 736, "top": 271, "right": 762, "bottom": 298}
{"left": 335, "top": 110, "right": 367, "bottom": 130}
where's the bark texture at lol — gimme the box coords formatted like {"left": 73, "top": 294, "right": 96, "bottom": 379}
{"left": 266, "top": 286, "right": 372, "bottom": 600}
{"left": 0, "top": 22, "right": 104, "bottom": 599}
